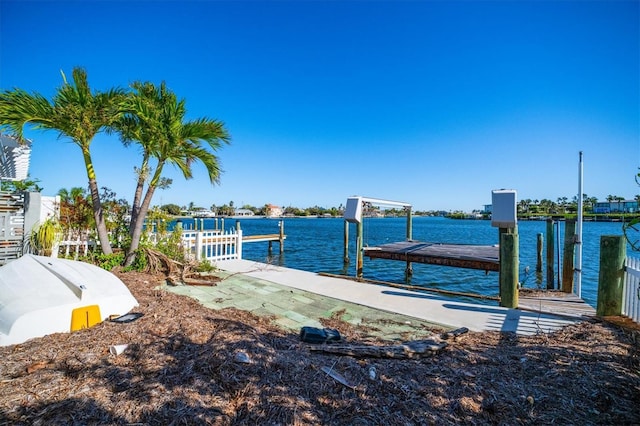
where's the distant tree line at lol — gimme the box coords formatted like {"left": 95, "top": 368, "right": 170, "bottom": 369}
{"left": 158, "top": 192, "right": 640, "bottom": 219}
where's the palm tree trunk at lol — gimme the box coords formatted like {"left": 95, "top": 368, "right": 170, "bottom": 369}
{"left": 83, "top": 149, "right": 113, "bottom": 255}
{"left": 129, "top": 155, "right": 149, "bottom": 238}
{"left": 124, "top": 183, "right": 157, "bottom": 267}
{"left": 88, "top": 177, "right": 113, "bottom": 255}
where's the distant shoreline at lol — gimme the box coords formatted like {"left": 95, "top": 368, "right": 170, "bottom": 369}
{"left": 171, "top": 213, "right": 639, "bottom": 223}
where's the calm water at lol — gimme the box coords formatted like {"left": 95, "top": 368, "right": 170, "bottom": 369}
{"left": 178, "top": 216, "right": 636, "bottom": 308}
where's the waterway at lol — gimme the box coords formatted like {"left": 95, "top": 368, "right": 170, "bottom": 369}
{"left": 176, "top": 216, "right": 637, "bottom": 308}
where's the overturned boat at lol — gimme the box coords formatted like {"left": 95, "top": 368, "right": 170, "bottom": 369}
{"left": 0, "top": 255, "right": 138, "bottom": 346}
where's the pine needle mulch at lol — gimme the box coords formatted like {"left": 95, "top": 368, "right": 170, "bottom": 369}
{"left": 0, "top": 271, "right": 639, "bottom": 425}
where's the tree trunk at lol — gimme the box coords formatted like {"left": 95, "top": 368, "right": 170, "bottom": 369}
{"left": 87, "top": 178, "right": 112, "bottom": 255}
{"left": 124, "top": 184, "right": 157, "bottom": 267}
{"left": 128, "top": 155, "right": 149, "bottom": 238}
{"left": 83, "top": 149, "right": 112, "bottom": 255}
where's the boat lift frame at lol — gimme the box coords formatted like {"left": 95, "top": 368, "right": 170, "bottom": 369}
{"left": 343, "top": 196, "right": 413, "bottom": 278}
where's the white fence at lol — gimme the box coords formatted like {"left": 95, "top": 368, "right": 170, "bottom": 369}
{"left": 623, "top": 256, "right": 640, "bottom": 323}
{"left": 55, "top": 231, "right": 95, "bottom": 259}
{"left": 55, "top": 229, "right": 243, "bottom": 263}
{"left": 181, "top": 229, "right": 242, "bottom": 262}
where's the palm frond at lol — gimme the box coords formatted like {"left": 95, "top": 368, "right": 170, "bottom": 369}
{"left": 0, "top": 89, "right": 55, "bottom": 139}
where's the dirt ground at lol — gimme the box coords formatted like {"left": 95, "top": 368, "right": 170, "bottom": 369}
{"left": 0, "top": 271, "right": 639, "bottom": 425}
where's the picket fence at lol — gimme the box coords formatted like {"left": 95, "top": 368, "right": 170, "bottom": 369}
{"left": 180, "top": 229, "right": 242, "bottom": 262}
{"left": 56, "top": 229, "right": 243, "bottom": 263}
{"left": 623, "top": 256, "right": 640, "bottom": 324}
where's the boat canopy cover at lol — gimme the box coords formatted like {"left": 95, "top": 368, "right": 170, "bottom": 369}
{"left": 0, "top": 255, "right": 138, "bottom": 346}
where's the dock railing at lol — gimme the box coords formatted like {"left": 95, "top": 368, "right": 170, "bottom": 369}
{"left": 181, "top": 229, "right": 242, "bottom": 262}
{"left": 623, "top": 256, "right": 640, "bottom": 323}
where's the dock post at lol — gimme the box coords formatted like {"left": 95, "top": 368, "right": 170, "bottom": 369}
{"left": 536, "top": 233, "right": 543, "bottom": 273}
{"left": 546, "top": 219, "right": 555, "bottom": 289}
{"left": 499, "top": 227, "right": 519, "bottom": 308}
{"left": 279, "top": 220, "right": 284, "bottom": 254}
{"left": 343, "top": 220, "right": 350, "bottom": 264}
{"left": 596, "top": 235, "right": 626, "bottom": 316}
{"left": 356, "top": 220, "right": 364, "bottom": 278}
{"left": 405, "top": 207, "right": 413, "bottom": 278}
{"left": 562, "top": 219, "right": 576, "bottom": 293}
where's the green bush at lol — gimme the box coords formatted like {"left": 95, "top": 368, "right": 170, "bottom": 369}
{"left": 91, "top": 252, "right": 125, "bottom": 271}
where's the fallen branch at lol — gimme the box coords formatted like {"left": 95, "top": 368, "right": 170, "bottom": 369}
{"left": 309, "top": 339, "right": 448, "bottom": 359}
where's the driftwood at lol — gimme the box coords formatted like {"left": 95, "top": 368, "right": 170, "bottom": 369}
{"left": 181, "top": 276, "right": 220, "bottom": 286}
{"left": 142, "top": 248, "right": 220, "bottom": 287}
{"left": 309, "top": 339, "right": 448, "bottom": 359}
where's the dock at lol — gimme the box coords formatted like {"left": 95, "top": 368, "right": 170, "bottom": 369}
{"left": 242, "top": 231, "right": 286, "bottom": 254}
{"left": 242, "top": 234, "right": 286, "bottom": 243}
{"left": 518, "top": 290, "right": 596, "bottom": 319}
{"left": 364, "top": 240, "right": 500, "bottom": 272}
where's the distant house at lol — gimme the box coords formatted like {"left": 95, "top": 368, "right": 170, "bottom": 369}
{"left": 235, "top": 208, "right": 254, "bottom": 217}
{"left": 266, "top": 204, "right": 284, "bottom": 218}
{"left": 593, "top": 200, "right": 638, "bottom": 214}
{"left": 190, "top": 209, "right": 216, "bottom": 218}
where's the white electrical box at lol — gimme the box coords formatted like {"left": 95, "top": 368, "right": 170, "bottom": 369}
{"left": 491, "top": 189, "right": 517, "bottom": 228}
{"left": 344, "top": 197, "right": 363, "bottom": 223}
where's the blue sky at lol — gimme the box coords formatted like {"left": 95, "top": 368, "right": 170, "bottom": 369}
{"left": 1, "top": 0, "right": 638, "bottom": 212}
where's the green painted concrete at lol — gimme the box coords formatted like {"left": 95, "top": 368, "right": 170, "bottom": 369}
{"left": 163, "top": 271, "right": 446, "bottom": 341}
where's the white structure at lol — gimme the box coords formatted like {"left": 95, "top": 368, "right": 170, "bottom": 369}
{"left": 234, "top": 208, "right": 255, "bottom": 217}
{"left": 190, "top": 209, "right": 216, "bottom": 217}
{"left": 491, "top": 189, "right": 517, "bottom": 228}
{"left": 0, "top": 134, "right": 31, "bottom": 181}
{"left": 0, "top": 255, "right": 138, "bottom": 346}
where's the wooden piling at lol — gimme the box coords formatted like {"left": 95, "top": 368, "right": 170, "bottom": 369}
{"left": 279, "top": 220, "right": 285, "bottom": 254}
{"left": 405, "top": 207, "right": 413, "bottom": 278}
{"left": 546, "top": 219, "right": 555, "bottom": 289}
{"left": 536, "top": 233, "right": 543, "bottom": 273}
{"left": 356, "top": 220, "right": 364, "bottom": 278}
{"left": 562, "top": 219, "right": 576, "bottom": 293}
{"left": 499, "top": 228, "right": 518, "bottom": 308}
{"left": 343, "top": 221, "right": 350, "bottom": 264}
{"left": 596, "top": 235, "right": 626, "bottom": 316}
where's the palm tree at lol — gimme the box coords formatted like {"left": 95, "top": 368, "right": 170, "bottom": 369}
{"left": 0, "top": 68, "right": 124, "bottom": 254}
{"left": 114, "top": 81, "right": 229, "bottom": 266}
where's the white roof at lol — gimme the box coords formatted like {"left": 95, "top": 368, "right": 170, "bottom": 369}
{"left": 0, "top": 134, "right": 31, "bottom": 181}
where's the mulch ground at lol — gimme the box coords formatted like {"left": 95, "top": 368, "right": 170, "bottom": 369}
{"left": 0, "top": 271, "right": 639, "bottom": 425}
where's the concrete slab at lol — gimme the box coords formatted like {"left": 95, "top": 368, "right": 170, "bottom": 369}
{"left": 214, "top": 259, "right": 580, "bottom": 335}
{"left": 165, "top": 269, "right": 442, "bottom": 341}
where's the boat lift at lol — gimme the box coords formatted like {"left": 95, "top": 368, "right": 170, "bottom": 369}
{"left": 343, "top": 196, "right": 413, "bottom": 278}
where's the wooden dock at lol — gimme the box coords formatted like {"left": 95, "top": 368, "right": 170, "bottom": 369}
{"left": 242, "top": 233, "right": 286, "bottom": 254}
{"left": 518, "top": 290, "right": 596, "bottom": 319}
{"left": 242, "top": 234, "right": 286, "bottom": 243}
{"left": 364, "top": 241, "right": 499, "bottom": 272}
